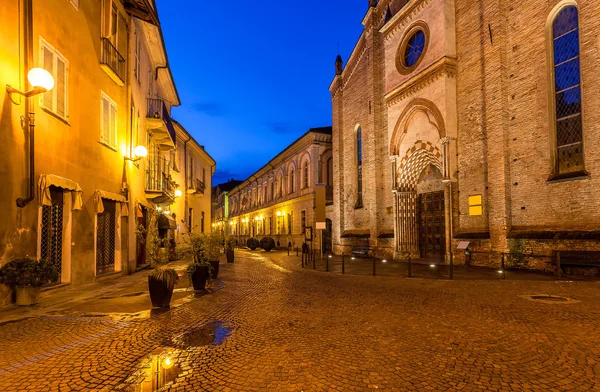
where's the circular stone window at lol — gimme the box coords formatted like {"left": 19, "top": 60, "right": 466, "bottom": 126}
{"left": 396, "top": 22, "right": 430, "bottom": 75}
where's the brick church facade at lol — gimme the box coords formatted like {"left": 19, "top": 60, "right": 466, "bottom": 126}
{"left": 330, "top": 0, "right": 600, "bottom": 270}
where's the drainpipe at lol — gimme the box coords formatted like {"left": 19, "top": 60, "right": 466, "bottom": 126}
{"left": 183, "top": 134, "right": 191, "bottom": 230}
{"left": 16, "top": 0, "right": 34, "bottom": 208}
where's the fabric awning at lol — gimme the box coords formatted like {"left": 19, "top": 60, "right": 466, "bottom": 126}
{"left": 158, "top": 214, "right": 177, "bottom": 230}
{"left": 136, "top": 199, "right": 152, "bottom": 218}
{"left": 38, "top": 174, "right": 83, "bottom": 211}
{"left": 94, "top": 190, "right": 129, "bottom": 216}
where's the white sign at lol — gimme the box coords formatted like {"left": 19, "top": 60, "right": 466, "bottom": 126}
{"left": 457, "top": 241, "right": 470, "bottom": 250}
{"left": 315, "top": 222, "right": 326, "bottom": 230}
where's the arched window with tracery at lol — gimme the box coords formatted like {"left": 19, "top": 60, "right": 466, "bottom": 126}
{"left": 356, "top": 127, "right": 363, "bottom": 207}
{"left": 551, "top": 4, "right": 584, "bottom": 176}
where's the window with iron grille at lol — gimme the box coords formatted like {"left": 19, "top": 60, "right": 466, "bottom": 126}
{"left": 40, "top": 186, "right": 64, "bottom": 282}
{"left": 552, "top": 5, "right": 584, "bottom": 175}
{"left": 96, "top": 199, "right": 116, "bottom": 276}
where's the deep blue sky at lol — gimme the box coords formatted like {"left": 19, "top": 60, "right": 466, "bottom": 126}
{"left": 156, "top": 0, "right": 366, "bottom": 185}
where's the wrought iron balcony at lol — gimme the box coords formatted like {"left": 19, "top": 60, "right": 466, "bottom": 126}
{"left": 146, "top": 98, "right": 176, "bottom": 150}
{"left": 145, "top": 157, "right": 175, "bottom": 205}
{"left": 100, "top": 38, "right": 125, "bottom": 86}
{"left": 187, "top": 178, "right": 206, "bottom": 195}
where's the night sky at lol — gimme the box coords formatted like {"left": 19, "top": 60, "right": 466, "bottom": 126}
{"left": 156, "top": 0, "right": 366, "bottom": 185}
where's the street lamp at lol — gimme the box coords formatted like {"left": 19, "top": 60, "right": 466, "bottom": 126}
{"left": 174, "top": 189, "right": 183, "bottom": 197}
{"left": 11, "top": 68, "right": 55, "bottom": 208}
{"left": 6, "top": 68, "right": 54, "bottom": 99}
{"left": 125, "top": 145, "right": 148, "bottom": 162}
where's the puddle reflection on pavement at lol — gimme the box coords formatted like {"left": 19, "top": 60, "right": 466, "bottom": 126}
{"left": 116, "top": 349, "right": 182, "bottom": 392}
{"left": 176, "top": 320, "right": 232, "bottom": 348}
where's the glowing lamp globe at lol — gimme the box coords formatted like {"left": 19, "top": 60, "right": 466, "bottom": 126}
{"left": 162, "top": 357, "right": 174, "bottom": 369}
{"left": 134, "top": 145, "right": 148, "bottom": 158}
{"left": 28, "top": 68, "right": 54, "bottom": 91}
{"left": 174, "top": 189, "right": 183, "bottom": 197}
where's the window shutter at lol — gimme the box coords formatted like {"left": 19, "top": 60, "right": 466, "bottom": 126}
{"left": 42, "top": 45, "right": 54, "bottom": 109}
{"left": 56, "top": 57, "right": 66, "bottom": 117}
{"left": 101, "top": 97, "right": 109, "bottom": 143}
{"left": 110, "top": 103, "right": 117, "bottom": 148}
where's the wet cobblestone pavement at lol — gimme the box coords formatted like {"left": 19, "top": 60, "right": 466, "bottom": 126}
{"left": 1, "top": 249, "right": 600, "bottom": 391}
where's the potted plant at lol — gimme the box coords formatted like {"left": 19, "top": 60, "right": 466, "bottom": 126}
{"left": 246, "top": 237, "right": 260, "bottom": 251}
{"left": 203, "top": 231, "right": 222, "bottom": 279}
{"left": 260, "top": 237, "right": 276, "bottom": 252}
{"left": 136, "top": 209, "right": 180, "bottom": 308}
{"left": 0, "top": 258, "right": 58, "bottom": 305}
{"left": 225, "top": 235, "right": 236, "bottom": 263}
{"left": 181, "top": 232, "right": 212, "bottom": 291}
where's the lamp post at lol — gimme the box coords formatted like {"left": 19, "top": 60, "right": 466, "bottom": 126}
{"left": 7, "top": 68, "right": 55, "bottom": 208}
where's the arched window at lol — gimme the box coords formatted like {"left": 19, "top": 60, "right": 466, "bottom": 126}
{"left": 303, "top": 160, "right": 309, "bottom": 188}
{"left": 290, "top": 169, "right": 295, "bottom": 193}
{"left": 356, "top": 127, "right": 363, "bottom": 207}
{"left": 551, "top": 5, "right": 584, "bottom": 175}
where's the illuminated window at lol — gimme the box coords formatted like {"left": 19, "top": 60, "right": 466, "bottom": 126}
{"left": 551, "top": 5, "right": 584, "bottom": 175}
{"left": 100, "top": 91, "right": 118, "bottom": 150}
{"left": 468, "top": 195, "right": 483, "bottom": 216}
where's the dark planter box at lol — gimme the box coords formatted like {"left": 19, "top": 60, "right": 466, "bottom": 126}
{"left": 226, "top": 249, "right": 234, "bottom": 263}
{"left": 209, "top": 259, "right": 220, "bottom": 279}
{"left": 191, "top": 266, "right": 209, "bottom": 290}
{"left": 148, "top": 276, "right": 174, "bottom": 308}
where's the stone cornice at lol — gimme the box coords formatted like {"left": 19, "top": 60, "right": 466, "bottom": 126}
{"left": 385, "top": 56, "right": 457, "bottom": 107}
{"left": 380, "top": 0, "right": 432, "bottom": 41}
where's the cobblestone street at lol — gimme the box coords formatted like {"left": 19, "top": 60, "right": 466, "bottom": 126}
{"left": 1, "top": 249, "right": 599, "bottom": 391}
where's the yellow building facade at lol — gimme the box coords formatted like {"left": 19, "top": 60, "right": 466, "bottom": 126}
{"left": 0, "top": 0, "right": 214, "bottom": 304}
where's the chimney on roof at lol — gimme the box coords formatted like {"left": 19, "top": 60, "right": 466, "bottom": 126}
{"left": 369, "top": 0, "right": 377, "bottom": 8}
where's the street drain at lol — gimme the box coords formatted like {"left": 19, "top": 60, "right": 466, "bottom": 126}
{"left": 178, "top": 321, "right": 232, "bottom": 347}
{"left": 521, "top": 295, "right": 580, "bottom": 304}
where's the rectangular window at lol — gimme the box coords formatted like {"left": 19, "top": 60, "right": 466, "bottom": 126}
{"left": 188, "top": 156, "right": 195, "bottom": 188}
{"left": 134, "top": 30, "right": 141, "bottom": 85}
{"left": 288, "top": 212, "right": 293, "bottom": 235}
{"left": 188, "top": 208, "right": 193, "bottom": 231}
{"left": 301, "top": 210, "right": 306, "bottom": 233}
{"left": 100, "top": 92, "right": 118, "bottom": 149}
{"left": 201, "top": 211, "right": 205, "bottom": 233}
{"left": 40, "top": 38, "right": 68, "bottom": 120}
{"left": 202, "top": 167, "right": 206, "bottom": 184}
{"left": 468, "top": 195, "right": 483, "bottom": 216}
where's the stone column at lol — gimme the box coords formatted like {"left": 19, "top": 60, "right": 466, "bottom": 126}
{"left": 440, "top": 137, "right": 456, "bottom": 263}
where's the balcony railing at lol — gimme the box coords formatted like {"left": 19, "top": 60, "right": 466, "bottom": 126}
{"left": 147, "top": 98, "right": 176, "bottom": 147}
{"left": 146, "top": 157, "right": 175, "bottom": 198}
{"left": 100, "top": 38, "right": 125, "bottom": 85}
{"left": 188, "top": 178, "right": 205, "bottom": 195}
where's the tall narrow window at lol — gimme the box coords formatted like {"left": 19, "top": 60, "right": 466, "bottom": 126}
{"left": 40, "top": 39, "right": 68, "bottom": 120}
{"left": 303, "top": 161, "right": 309, "bottom": 188}
{"left": 290, "top": 169, "right": 295, "bottom": 193}
{"left": 552, "top": 5, "right": 584, "bottom": 175}
{"left": 356, "top": 128, "right": 363, "bottom": 207}
{"left": 101, "top": 92, "right": 118, "bottom": 149}
{"left": 201, "top": 211, "right": 205, "bottom": 233}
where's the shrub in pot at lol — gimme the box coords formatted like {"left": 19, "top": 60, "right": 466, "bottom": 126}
{"left": 136, "top": 209, "right": 179, "bottom": 308}
{"left": 203, "top": 231, "right": 222, "bottom": 279}
{"left": 0, "top": 258, "right": 58, "bottom": 305}
{"left": 225, "top": 235, "right": 236, "bottom": 263}
{"left": 185, "top": 261, "right": 212, "bottom": 291}
{"left": 181, "top": 232, "right": 213, "bottom": 290}
{"left": 246, "top": 237, "right": 260, "bottom": 251}
{"left": 260, "top": 237, "right": 276, "bottom": 252}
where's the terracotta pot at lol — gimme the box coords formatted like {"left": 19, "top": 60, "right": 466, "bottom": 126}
{"left": 191, "top": 266, "right": 209, "bottom": 290}
{"left": 148, "top": 276, "right": 174, "bottom": 308}
{"left": 226, "top": 249, "right": 234, "bottom": 263}
{"left": 209, "top": 259, "right": 220, "bottom": 279}
{"left": 15, "top": 286, "right": 41, "bottom": 306}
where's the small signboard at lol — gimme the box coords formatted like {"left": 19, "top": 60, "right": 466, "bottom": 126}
{"left": 457, "top": 241, "right": 470, "bottom": 250}
{"left": 316, "top": 222, "right": 326, "bottom": 230}
{"left": 305, "top": 226, "right": 313, "bottom": 241}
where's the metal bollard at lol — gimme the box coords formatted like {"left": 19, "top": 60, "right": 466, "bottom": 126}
{"left": 372, "top": 258, "right": 376, "bottom": 276}
{"left": 449, "top": 251, "right": 454, "bottom": 280}
{"left": 313, "top": 249, "right": 316, "bottom": 270}
{"left": 342, "top": 253, "right": 345, "bottom": 274}
{"left": 501, "top": 253, "right": 506, "bottom": 280}
{"left": 326, "top": 255, "right": 329, "bottom": 272}
{"left": 408, "top": 253, "right": 412, "bottom": 278}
